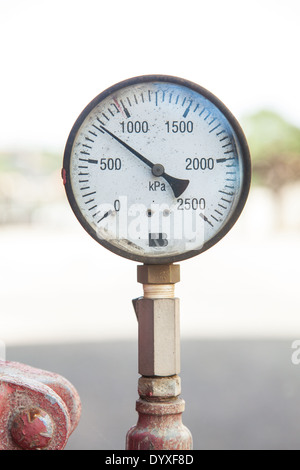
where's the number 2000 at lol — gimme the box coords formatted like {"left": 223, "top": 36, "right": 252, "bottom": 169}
{"left": 185, "top": 157, "right": 214, "bottom": 170}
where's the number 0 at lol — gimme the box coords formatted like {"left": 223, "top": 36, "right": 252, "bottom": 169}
{"left": 114, "top": 200, "right": 120, "bottom": 211}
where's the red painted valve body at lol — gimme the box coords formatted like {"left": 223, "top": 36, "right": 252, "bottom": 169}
{"left": 0, "top": 360, "right": 81, "bottom": 450}
{"left": 126, "top": 398, "right": 192, "bottom": 450}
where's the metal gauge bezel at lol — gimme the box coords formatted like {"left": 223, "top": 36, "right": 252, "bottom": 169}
{"left": 63, "top": 74, "right": 251, "bottom": 264}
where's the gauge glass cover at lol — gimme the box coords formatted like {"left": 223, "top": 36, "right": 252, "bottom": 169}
{"left": 63, "top": 75, "right": 251, "bottom": 263}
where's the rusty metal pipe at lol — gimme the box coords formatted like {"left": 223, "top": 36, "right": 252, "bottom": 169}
{"left": 0, "top": 360, "right": 81, "bottom": 450}
{"left": 127, "top": 264, "right": 192, "bottom": 450}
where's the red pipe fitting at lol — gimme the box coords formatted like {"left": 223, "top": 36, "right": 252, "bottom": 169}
{"left": 0, "top": 360, "right": 81, "bottom": 450}
{"left": 126, "top": 398, "right": 192, "bottom": 450}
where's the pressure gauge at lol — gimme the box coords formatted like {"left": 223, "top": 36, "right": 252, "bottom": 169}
{"left": 63, "top": 75, "right": 251, "bottom": 264}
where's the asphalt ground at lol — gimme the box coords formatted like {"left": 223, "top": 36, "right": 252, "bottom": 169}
{"left": 7, "top": 338, "right": 300, "bottom": 450}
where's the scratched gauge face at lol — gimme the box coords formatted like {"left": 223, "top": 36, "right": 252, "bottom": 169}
{"left": 63, "top": 75, "right": 251, "bottom": 264}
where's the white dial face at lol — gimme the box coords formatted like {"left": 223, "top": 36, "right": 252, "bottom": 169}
{"left": 64, "top": 76, "right": 250, "bottom": 263}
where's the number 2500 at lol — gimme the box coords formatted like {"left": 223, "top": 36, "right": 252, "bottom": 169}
{"left": 177, "top": 198, "right": 206, "bottom": 210}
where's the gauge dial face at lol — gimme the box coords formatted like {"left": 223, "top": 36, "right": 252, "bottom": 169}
{"left": 63, "top": 75, "right": 251, "bottom": 264}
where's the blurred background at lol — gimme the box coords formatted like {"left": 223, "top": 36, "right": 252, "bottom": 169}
{"left": 1, "top": 0, "right": 300, "bottom": 450}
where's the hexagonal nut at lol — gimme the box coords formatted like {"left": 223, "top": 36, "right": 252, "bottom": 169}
{"left": 137, "top": 298, "right": 180, "bottom": 376}
{"left": 138, "top": 376, "right": 181, "bottom": 399}
{"left": 137, "top": 264, "right": 180, "bottom": 285}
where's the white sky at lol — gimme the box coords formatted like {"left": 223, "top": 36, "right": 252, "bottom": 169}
{"left": 0, "top": 0, "right": 299, "bottom": 152}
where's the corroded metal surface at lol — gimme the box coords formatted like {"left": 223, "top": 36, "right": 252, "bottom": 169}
{"left": 126, "top": 398, "right": 192, "bottom": 450}
{"left": 138, "top": 376, "right": 181, "bottom": 400}
{"left": 129, "top": 263, "right": 192, "bottom": 450}
{"left": 10, "top": 408, "right": 54, "bottom": 450}
{"left": 0, "top": 360, "right": 81, "bottom": 450}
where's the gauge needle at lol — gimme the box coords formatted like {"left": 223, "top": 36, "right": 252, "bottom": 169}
{"left": 100, "top": 125, "right": 189, "bottom": 197}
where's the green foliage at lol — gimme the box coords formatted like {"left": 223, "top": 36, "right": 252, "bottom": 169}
{"left": 242, "top": 111, "right": 300, "bottom": 190}
{"left": 242, "top": 110, "right": 300, "bottom": 161}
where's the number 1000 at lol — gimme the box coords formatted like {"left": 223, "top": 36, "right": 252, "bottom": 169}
{"left": 120, "top": 121, "right": 149, "bottom": 133}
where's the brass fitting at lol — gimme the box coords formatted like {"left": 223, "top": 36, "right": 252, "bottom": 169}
{"left": 137, "top": 264, "right": 180, "bottom": 285}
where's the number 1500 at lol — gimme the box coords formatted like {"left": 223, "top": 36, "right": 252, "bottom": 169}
{"left": 165, "top": 121, "right": 193, "bottom": 133}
